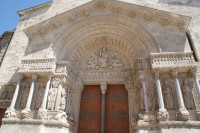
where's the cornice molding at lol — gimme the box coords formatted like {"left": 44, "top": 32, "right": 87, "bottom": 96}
{"left": 17, "top": 2, "right": 53, "bottom": 17}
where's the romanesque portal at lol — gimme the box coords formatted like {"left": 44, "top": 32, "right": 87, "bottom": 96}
{"left": 0, "top": 0, "right": 200, "bottom": 133}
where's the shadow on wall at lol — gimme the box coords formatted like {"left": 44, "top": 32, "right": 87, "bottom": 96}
{"left": 158, "top": 0, "right": 200, "bottom": 8}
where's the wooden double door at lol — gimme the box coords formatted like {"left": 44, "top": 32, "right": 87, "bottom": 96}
{"left": 78, "top": 85, "right": 130, "bottom": 133}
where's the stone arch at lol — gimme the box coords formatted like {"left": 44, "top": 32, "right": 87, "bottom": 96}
{"left": 51, "top": 14, "right": 160, "bottom": 67}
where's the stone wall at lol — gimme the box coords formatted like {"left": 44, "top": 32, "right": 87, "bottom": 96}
{"left": 0, "top": 31, "right": 14, "bottom": 66}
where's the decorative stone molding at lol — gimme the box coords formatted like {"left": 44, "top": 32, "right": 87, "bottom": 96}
{"left": 19, "top": 58, "right": 56, "bottom": 74}
{"left": 151, "top": 52, "right": 196, "bottom": 72}
{"left": 55, "top": 61, "right": 77, "bottom": 81}
{"left": 24, "top": 0, "right": 191, "bottom": 38}
{"left": 79, "top": 69, "right": 134, "bottom": 83}
{"left": 136, "top": 59, "right": 151, "bottom": 71}
{"left": 2, "top": 117, "right": 70, "bottom": 128}
{"left": 71, "top": 36, "right": 135, "bottom": 67}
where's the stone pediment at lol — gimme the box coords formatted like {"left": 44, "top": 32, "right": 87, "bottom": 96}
{"left": 24, "top": 0, "right": 191, "bottom": 38}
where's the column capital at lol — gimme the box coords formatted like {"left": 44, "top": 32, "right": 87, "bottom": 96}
{"left": 191, "top": 68, "right": 198, "bottom": 76}
{"left": 32, "top": 73, "right": 38, "bottom": 80}
{"left": 17, "top": 74, "right": 24, "bottom": 82}
{"left": 172, "top": 69, "right": 179, "bottom": 78}
{"left": 155, "top": 72, "right": 160, "bottom": 79}
{"left": 47, "top": 73, "right": 53, "bottom": 80}
{"left": 125, "top": 81, "right": 134, "bottom": 90}
{"left": 74, "top": 81, "right": 84, "bottom": 92}
{"left": 100, "top": 82, "right": 107, "bottom": 94}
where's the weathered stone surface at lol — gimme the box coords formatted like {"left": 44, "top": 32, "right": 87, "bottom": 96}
{"left": 0, "top": 0, "right": 200, "bottom": 133}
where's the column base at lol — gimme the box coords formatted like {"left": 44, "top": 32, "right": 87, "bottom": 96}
{"left": 156, "top": 108, "right": 169, "bottom": 122}
{"left": 21, "top": 108, "right": 32, "bottom": 119}
{"left": 38, "top": 108, "right": 48, "bottom": 120}
{"left": 176, "top": 107, "right": 190, "bottom": 121}
{"left": 4, "top": 107, "right": 17, "bottom": 118}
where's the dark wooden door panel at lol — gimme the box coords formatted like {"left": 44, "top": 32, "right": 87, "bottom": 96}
{"left": 78, "top": 85, "right": 102, "bottom": 133}
{"left": 0, "top": 109, "right": 6, "bottom": 127}
{"left": 105, "top": 85, "right": 130, "bottom": 133}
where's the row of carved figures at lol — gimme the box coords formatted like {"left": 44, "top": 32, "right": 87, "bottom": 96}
{"left": 136, "top": 78, "right": 196, "bottom": 112}
{"left": 12, "top": 79, "right": 73, "bottom": 115}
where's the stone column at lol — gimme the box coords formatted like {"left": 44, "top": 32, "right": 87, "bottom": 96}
{"left": 73, "top": 82, "right": 84, "bottom": 133}
{"left": 155, "top": 72, "right": 169, "bottom": 121}
{"left": 191, "top": 68, "right": 200, "bottom": 100}
{"left": 39, "top": 75, "right": 52, "bottom": 112}
{"left": 22, "top": 73, "right": 38, "bottom": 113}
{"left": 172, "top": 70, "right": 189, "bottom": 121}
{"left": 125, "top": 82, "right": 135, "bottom": 133}
{"left": 100, "top": 82, "right": 107, "bottom": 133}
{"left": 5, "top": 74, "right": 23, "bottom": 118}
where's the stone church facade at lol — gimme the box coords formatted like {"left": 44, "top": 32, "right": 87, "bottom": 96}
{"left": 0, "top": 0, "right": 200, "bottom": 133}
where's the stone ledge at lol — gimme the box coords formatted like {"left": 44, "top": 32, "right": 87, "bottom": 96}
{"left": 2, "top": 118, "right": 70, "bottom": 128}
{"left": 133, "top": 121, "right": 200, "bottom": 129}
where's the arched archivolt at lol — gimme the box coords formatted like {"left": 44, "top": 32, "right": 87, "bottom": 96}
{"left": 51, "top": 13, "right": 159, "bottom": 68}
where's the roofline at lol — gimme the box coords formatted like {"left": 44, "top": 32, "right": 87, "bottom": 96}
{"left": 17, "top": 1, "right": 53, "bottom": 17}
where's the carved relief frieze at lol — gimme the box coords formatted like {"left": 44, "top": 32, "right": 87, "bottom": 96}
{"left": 86, "top": 48, "right": 123, "bottom": 70}
{"left": 151, "top": 52, "right": 196, "bottom": 72}
{"left": 19, "top": 58, "right": 56, "bottom": 74}
{"left": 79, "top": 69, "right": 134, "bottom": 83}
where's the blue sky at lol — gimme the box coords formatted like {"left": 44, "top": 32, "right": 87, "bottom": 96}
{"left": 0, "top": 0, "right": 51, "bottom": 35}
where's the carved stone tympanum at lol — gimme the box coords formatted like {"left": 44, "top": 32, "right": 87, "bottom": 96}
{"left": 87, "top": 48, "right": 123, "bottom": 70}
